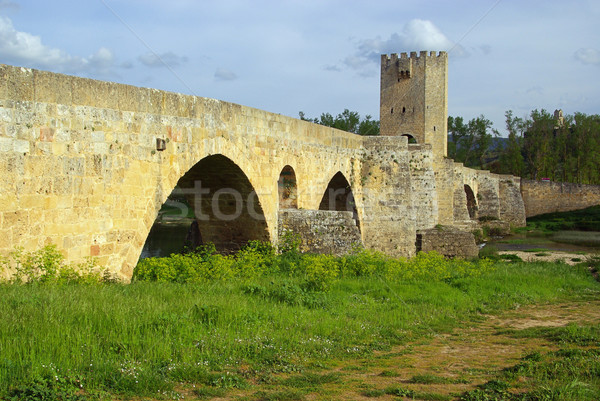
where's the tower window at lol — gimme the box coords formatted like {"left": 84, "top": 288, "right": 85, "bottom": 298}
{"left": 391, "top": 108, "right": 393, "bottom": 114}
{"left": 402, "top": 107, "right": 406, "bottom": 113}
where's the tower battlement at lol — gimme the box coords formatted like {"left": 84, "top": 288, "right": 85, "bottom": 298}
{"left": 382, "top": 51, "right": 447, "bottom": 63}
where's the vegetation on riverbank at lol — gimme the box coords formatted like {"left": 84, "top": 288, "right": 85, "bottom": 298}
{"left": 1, "top": 242, "right": 599, "bottom": 400}
{"left": 525, "top": 205, "right": 600, "bottom": 233}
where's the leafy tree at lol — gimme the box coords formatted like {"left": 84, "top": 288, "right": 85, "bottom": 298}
{"left": 299, "top": 109, "right": 380, "bottom": 136}
{"left": 498, "top": 109, "right": 600, "bottom": 184}
{"left": 522, "top": 109, "right": 556, "bottom": 180}
{"left": 447, "top": 116, "right": 468, "bottom": 160}
{"left": 448, "top": 115, "right": 498, "bottom": 168}
{"left": 497, "top": 110, "right": 525, "bottom": 176}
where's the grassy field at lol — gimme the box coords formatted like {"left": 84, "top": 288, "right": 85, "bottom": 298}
{"left": 524, "top": 205, "right": 600, "bottom": 233}
{"left": 1, "top": 243, "right": 599, "bottom": 400}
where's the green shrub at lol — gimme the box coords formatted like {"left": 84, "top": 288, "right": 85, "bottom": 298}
{"left": 479, "top": 245, "right": 498, "bottom": 259}
{"left": 0, "top": 245, "right": 103, "bottom": 284}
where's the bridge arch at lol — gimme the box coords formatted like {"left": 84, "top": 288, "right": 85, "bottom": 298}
{"left": 464, "top": 184, "right": 478, "bottom": 220}
{"left": 142, "top": 153, "right": 270, "bottom": 256}
{"left": 278, "top": 165, "right": 298, "bottom": 209}
{"left": 318, "top": 171, "right": 360, "bottom": 231}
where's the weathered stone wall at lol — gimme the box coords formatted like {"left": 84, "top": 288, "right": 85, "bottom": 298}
{"left": 416, "top": 227, "right": 479, "bottom": 259}
{"left": 520, "top": 179, "right": 600, "bottom": 217}
{"left": 408, "top": 144, "right": 438, "bottom": 229}
{"left": 498, "top": 176, "right": 526, "bottom": 226}
{"left": 278, "top": 209, "right": 361, "bottom": 255}
{"left": 432, "top": 158, "right": 456, "bottom": 225}
{"left": 360, "top": 136, "right": 417, "bottom": 257}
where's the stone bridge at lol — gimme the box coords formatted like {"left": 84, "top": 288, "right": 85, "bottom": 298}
{"left": 0, "top": 53, "right": 526, "bottom": 279}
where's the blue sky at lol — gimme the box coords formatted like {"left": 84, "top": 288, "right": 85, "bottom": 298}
{"left": 1, "top": 0, "right": 599, "bottom": 135}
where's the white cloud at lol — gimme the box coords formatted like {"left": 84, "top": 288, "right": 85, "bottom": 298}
{"left": 0, "top": 16, "right": 116, "bottom": 74}
{"left": 214, "top": 67, "right": 237, "bottom": 81}
{"left": 138, "top": 51, "right": 188, "bottom": 68}
{"left": 574, "top": 48, "right": 600, "bottom": 66}
{"left": 342, "top": 19, "right": 465, "bottom": 75}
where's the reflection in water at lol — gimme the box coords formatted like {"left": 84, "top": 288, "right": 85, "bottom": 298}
{"left": 140, "top": 219, "right": 195, "bottom": 259}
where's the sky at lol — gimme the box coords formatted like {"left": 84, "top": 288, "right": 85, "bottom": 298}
{"left": 1, "top": 0, "right": 599, "bottom": 136}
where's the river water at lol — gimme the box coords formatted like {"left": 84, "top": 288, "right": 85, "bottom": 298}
{"left": 139, "top": 220, "right": 194, "bottom": 259}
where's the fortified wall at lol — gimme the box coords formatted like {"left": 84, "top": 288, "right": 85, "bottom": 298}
{"left": 0, "top": 51, "right": 528, "bottom": 279}
{"left": 520, "top": 179, "right": 600, "bottom": 217}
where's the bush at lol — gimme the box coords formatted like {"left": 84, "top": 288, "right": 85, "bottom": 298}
{"left": 133, "top": 242, "right": 494, "bottom": 289}
{"left": 479, "top": 245, "right": 498, "bottom": 259}
{"left": 0, "top": 245, "right": 103, "bottom": 284}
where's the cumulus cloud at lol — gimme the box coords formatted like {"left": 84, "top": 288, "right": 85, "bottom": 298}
{"left": 574, "top": 48, "right": 600, "bottom": 66}
{"left": 342, "top": 19, "right": 465, "bottom": 75}
{"left": 138, "top": 51, "right": 188, "bottom": 68}
{"left": 214, "top": 67, "right": 237, "bottom": 81}
{"left": 0, "top": 15, "right": 116, "bottom": 74}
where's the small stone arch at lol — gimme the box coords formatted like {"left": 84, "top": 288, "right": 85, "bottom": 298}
{"left": 318, "top": 171, "right": 360, "bottom": 231}
{"left": 464, "top": 184, "right": 478, "bottom": 220}
{"left": 278, "top": 165, "right": 298, "bottom": 209}
{"left": 402, "top": 134, "right": 418, "bottom": 144}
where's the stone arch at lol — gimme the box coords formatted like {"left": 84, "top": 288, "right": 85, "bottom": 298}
{"left": 464, "top": 184, "right": 478, "bottom": 220}
{"left": 318, "top": 171, "right": 360, "bottom": 231}
{"left": 141, "top": 154, "right": 269, "bottom": 256}
{"left": 402, "top": 134, "right": 418, "bottom": 144}
{"left": 278, "top": 165, "right": 298, "bottom": 209}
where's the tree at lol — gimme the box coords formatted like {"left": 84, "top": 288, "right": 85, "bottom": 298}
{"left": 522, "top": 109, "right": 556, "bottom": 180}
{"left": 447, "top": 116, "right": 468, "bottom": 160}
{"left": 497, "top": 110, "right": 525, "bottom": 176}
{"left": 299, "top": 109, "right": 380, "bottom": 136}
{"left": 448, "top": 115, "right": 498, "bottom": 168}
{"left": 450, "top": 109, "right": 600, "bottom": 184}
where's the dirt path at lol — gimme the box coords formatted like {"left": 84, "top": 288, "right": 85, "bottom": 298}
{"left": 215, "top": 299, "right": 600, "bottom": 400}
{"left": 319, "top": 299, "right": 598, "bottom": 400}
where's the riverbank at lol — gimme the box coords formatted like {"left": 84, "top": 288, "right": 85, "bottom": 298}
{"left": 498, "top": 250, "right": 594, "bottom": 265}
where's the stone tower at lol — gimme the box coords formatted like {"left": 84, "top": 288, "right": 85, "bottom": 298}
{"left": 380, "top": 51, "right": 448, "bottom": 158}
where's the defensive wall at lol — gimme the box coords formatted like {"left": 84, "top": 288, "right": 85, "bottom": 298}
{"left": 520, "top": 179, "right": 600, "bottom": 217}
{"left": 0, "top": 54, "right": 526, "bottom": 280}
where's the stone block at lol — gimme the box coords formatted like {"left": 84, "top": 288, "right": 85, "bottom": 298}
{"left": 416, "top": 227, "right": 479, "bottom": 259}
{"left": 33, "top": 69, "right": 72, "bottom": 104}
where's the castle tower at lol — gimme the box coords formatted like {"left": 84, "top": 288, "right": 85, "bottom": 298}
{"left": 380, "top": 51, "right": 448, "bottom": 157}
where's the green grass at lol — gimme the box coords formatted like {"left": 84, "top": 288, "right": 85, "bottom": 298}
{"left": 0, "top": 246, "right": 599, "bottom": 400}
{"left": 409, "top": 373, "right": 467, "bottom": 384}
{"left": 460, "top": 324, "right": 600, "bottom": 400}
{"left": 526, "top": 205, "right": 600, "bottom": 233}
{"left": 522, "top": 247, "right": 549, "bottom": 253}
